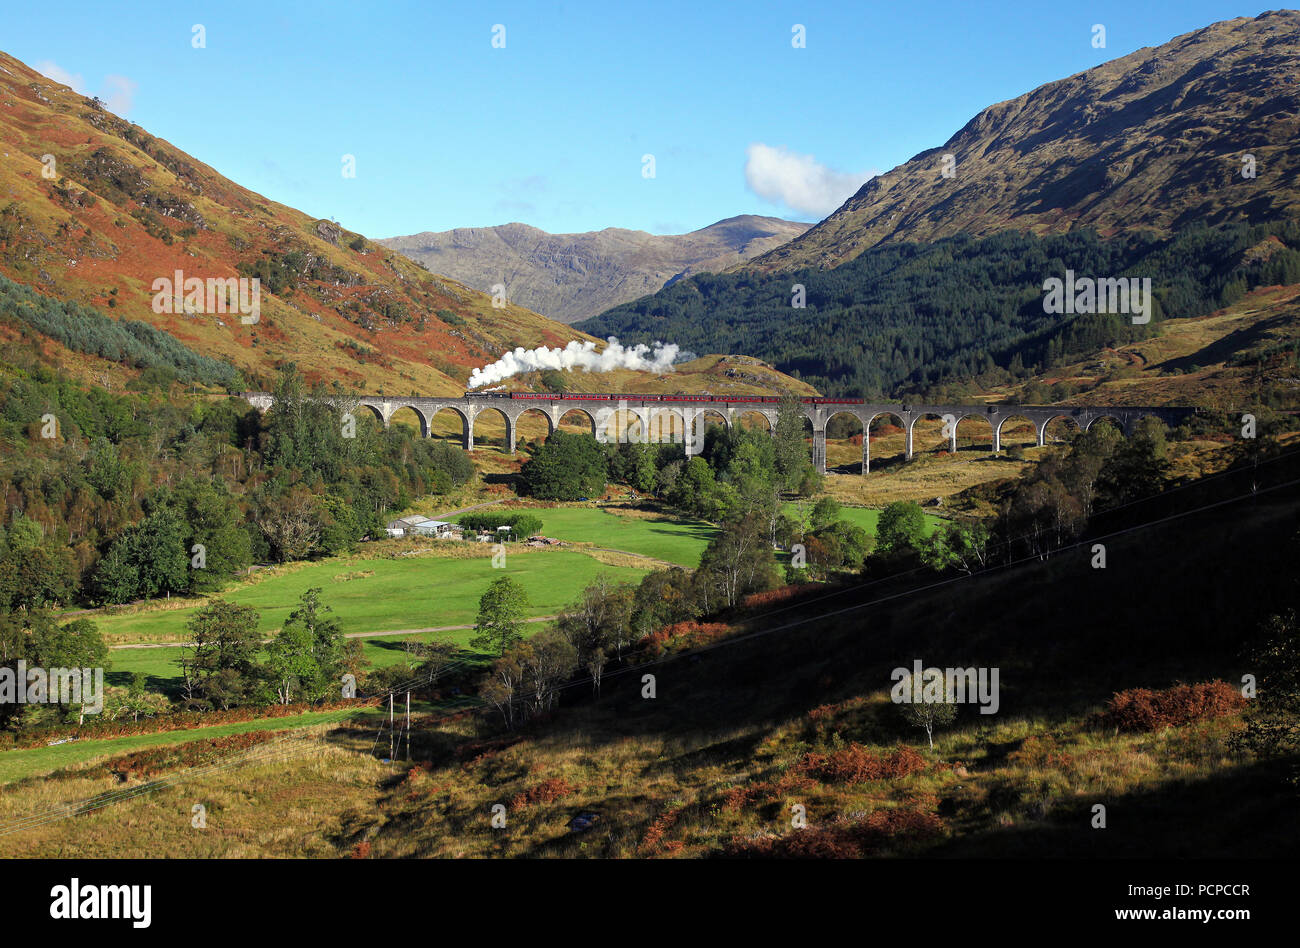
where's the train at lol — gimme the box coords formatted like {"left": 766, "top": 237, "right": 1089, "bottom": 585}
{"left": 465, "top": 391, "right": 865, "bottom": 405}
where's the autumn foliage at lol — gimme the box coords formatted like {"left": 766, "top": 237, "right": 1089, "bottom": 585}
{"left": 510, "top": 776, "right": 575, "bottom": 811}
{"left": 722, "top": 807, "right": 944, "bottom": 858}
{"left": 806, "top": 696, "right": 869, "bottom": 729}
{"left": 66, "top": 732, "right": 275, "bottom": 783}
{"left": 1094, "top": 680, "right": 1247, "bottom": 732}
{"left": 722, "top": 772, "right": 817, "bottom": 810}
{"left": 739, "top": 585, "right": 820, "bottom": 611}
{"left": 797, "top": 744, "right": 928, "bottom": 783}
{"left": 638, "top": 621, "right": 731, "bottom": 657}
{"left": 639, "top": 805, "right": 686, "bottom": 856}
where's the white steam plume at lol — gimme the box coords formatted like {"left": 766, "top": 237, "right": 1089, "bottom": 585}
{"left": 467, "top": 337, "right": 681, "bottom": 389}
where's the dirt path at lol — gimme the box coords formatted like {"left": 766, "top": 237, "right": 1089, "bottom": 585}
{"left": 580, "top": 545, "right": 685, "bottom": 569}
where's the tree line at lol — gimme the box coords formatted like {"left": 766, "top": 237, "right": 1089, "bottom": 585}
{"left": 0, "top": 272, "right": 241, "bottom": 389}
{"left": 0, "top": 361, "right": 475, "bottom": 614}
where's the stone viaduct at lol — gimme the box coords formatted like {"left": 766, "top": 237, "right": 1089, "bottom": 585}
{"left": 242, "top": 393, "right": 1197, "bottom": 475}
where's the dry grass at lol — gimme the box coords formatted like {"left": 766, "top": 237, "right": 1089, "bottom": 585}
{"left": 0, "top": 679, "right": 1259, "bottom": 859}
{"left": 0, "top": 727, "right": 385, "bottom": 858}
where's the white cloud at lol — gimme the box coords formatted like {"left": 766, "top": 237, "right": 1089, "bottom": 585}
{"left": 102, "top": 75, "right": 138, "bottom": 116}
{"left": 35, "top": 60, "right": 86, "bottom": 93}
{"left": 34, "top": 60, "right": 137, "bottom": 116}
{"left": 744, "top": 143, "right": 874, "bottom": 218}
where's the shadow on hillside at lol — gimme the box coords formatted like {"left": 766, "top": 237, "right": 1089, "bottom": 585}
{"left": 571, "top": 486, "right": 1299, "bottom": 743}
{"left": 644, "top": 522, "right": 716, "bottom": 544}
{"left": 1156, "top": 313, "right": 1294, "bottom": 373}
{"left": 921, "top": 755, "right": 1300, "bottom": 858}
{"left": 392, "top": 452, "right": 1300, "bottom": 857}
{"left": 367, "top": 639, "right": 423, "bottom": 654}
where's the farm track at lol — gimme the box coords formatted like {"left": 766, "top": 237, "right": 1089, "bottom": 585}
{"left": 579, "top": 545, "right": 685, "bottom": 569}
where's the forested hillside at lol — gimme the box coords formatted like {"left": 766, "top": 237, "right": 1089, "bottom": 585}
{"left": 0, "top": 354, "right": 474, "bottom": 616}
{"left": 582, "top": 221, "right": 1300, "bottom": 398}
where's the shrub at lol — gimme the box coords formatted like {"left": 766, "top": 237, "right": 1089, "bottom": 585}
{"left": 739, "top": 585, "right": 817, "bottom": 611}
{"left": 1094, "top": 680, "right": 1247, "bottom": 732}
{"left": 1008, "top": 734, "right": 1075, "bottom": 768}
{"left": 639, "top": 805, "right": 685, "bottom": 856}
{"left": 638, "top": 620, "right": 730, "bottom": 657}
{"left": 720, "top": 770, "right": 818, "bottom": 811}
{"left": 67, "top": 732, "right": 275, "bottom": 783}
{"left": 9, "top": 698, "right": 360, "bottom": 749}
{"left": 510, "top": 776, "right": 575, "bottom": 811}
{"left": 458, "top": 511, "right": 543, "bottom": 538}
{"left": 721, "top": 807, "right": 944, "bottom": 858}
{"left": 797, "top": 743, "right": 928, "bottom": 783}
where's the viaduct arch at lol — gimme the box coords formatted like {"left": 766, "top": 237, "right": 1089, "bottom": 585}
{"left": 241, "top": 393, "right": 1196, "bottom": 476}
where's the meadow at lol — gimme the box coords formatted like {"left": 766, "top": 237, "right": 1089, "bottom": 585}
{"left": 473, "top": 505, "right": 718, "bottom": 566}
{"left": 95, "top": 549, "right": 651, "bottom": 647}
{"left": 105, "top": 619, "right": 551, "bottom": 694}
{"left": 83, "top": 505, "right": 720, "bottom": 697}
{"left": 780, "top": 501, "right": 943, "bottom": 537}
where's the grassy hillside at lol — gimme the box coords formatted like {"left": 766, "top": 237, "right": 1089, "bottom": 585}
{"left": 990, "top": 283, "right": 1300, "bottom": 411}
{"left": 745, "top": 11, "right": 1300, "bottom": 273}
{"left": 0, "top": 50, "right": 594, "bottom": 394}
{"left": 4, "top": 450, "right": 1297, "bottom": 858}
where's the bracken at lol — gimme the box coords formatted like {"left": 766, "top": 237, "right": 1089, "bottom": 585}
{"left": 1093, "top": 680, "right": 1247, "bottom": 732}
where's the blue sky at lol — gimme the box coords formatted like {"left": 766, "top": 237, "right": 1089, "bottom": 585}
{"left": 5, "top": 0, "right": 1272, "bottom": 237}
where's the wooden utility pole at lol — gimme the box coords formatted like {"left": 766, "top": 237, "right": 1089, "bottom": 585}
{"left": 405, "top": 691, "right": 411, "bottom": 761}
{"left": 388, "top": 693, "right": 395, "bottom": 761}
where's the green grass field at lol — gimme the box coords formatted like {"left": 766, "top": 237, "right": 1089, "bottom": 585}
{"left": 107, "top": 622, "right": 519, "bottom": 693}
{"left": 96, "top": 550, "right": 650, "bottom": 647}
{"left": 93, "top": 503, "right": 931, "bottom": 698}
{"left": 780, "top": 502, "right": 943, "bottom": 536}
{"left": 508, "top": 507, "right": 717, "bottom": 566}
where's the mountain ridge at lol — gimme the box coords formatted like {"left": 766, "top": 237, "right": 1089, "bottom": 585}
{"left": 743, "top": 10, "right": 1300, "bottom": 274}
{"left": 380, "top": 214, "right": 811, "bottom": 324}
{"left": 0, "top": 49, "right": 596, "bottom": 395}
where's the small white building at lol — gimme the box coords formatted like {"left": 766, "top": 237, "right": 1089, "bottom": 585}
{"left": 385, "top": 515, "right": 462, "bottom": 538}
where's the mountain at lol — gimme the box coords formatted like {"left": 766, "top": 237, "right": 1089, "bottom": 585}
{"left": 745, "top": 10, "right": 1300, "bottom": 274}
{"left": 0, "top": 50, "right": 594, "bottom": 396}
{"left": 581, "top": 222, "right": 1300, "bottom": 397}
{"left": 379, "top": 216, "right": 811, "bottom": 324}
{"left": 581, "top": 12, "right": 1300, "bottom": 401}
